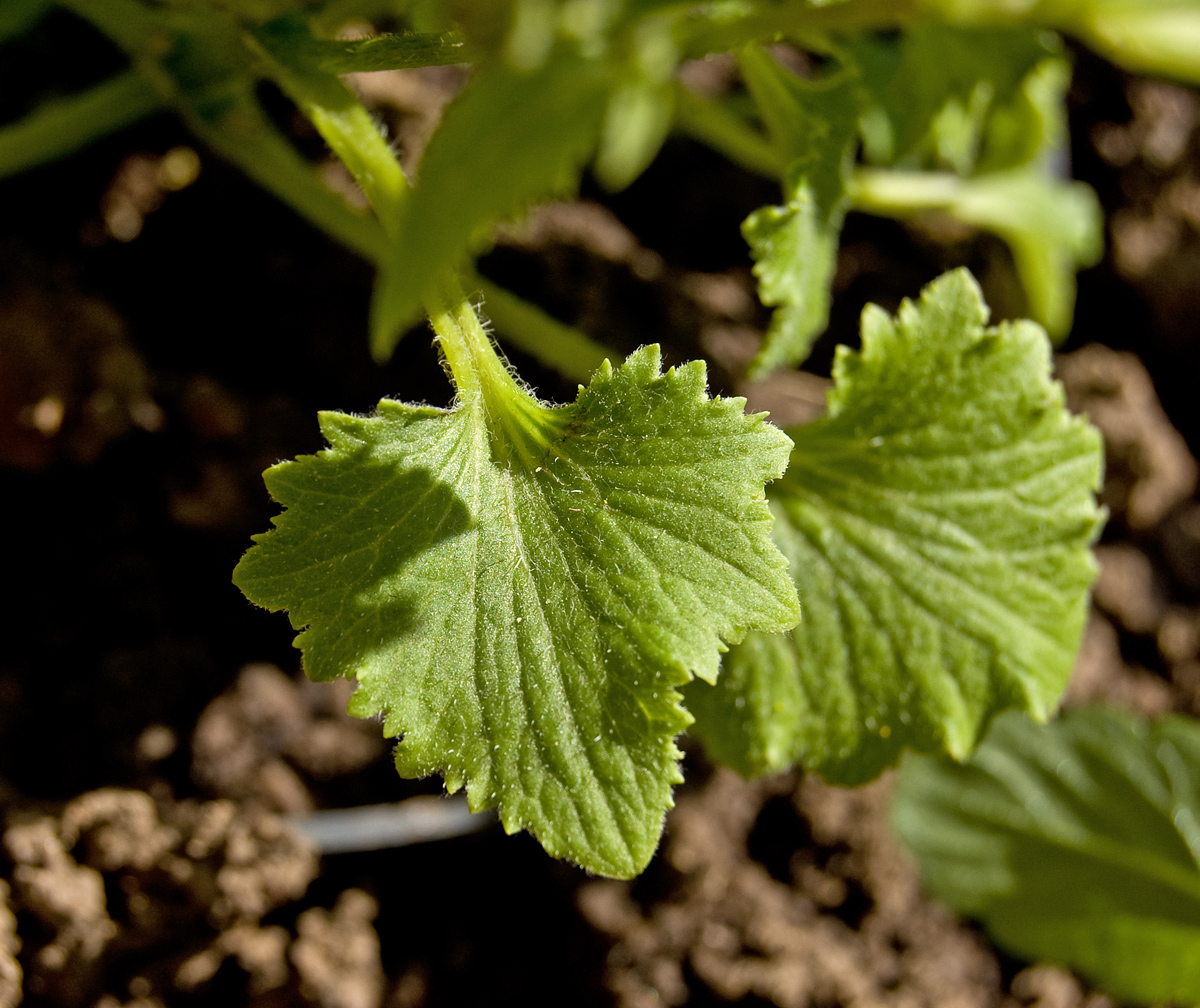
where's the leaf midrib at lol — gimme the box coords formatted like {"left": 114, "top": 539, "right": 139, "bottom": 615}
{"left": 983, "top": 809, "right": 1200, "bottom": 906}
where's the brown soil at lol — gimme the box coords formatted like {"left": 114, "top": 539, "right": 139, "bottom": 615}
{"left": 0, "top": 664, "right": 394, "bottom": 1007}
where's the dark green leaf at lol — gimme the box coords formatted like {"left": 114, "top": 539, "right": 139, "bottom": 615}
{"left": 894, "top": 705, "right": 1200, "bottom": 1006}
{"left": 308, "top": 30, "right": 471, "bottom": 73}
{"left": 0, "top": 0, "right": 49, "bottom": 44}
{"left": 0, "top": 70, "right": 162, "bottom": 182}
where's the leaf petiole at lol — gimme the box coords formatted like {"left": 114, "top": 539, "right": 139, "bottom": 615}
{"left": 469, "top": 274, "right": 613, "bottom": 385}
{"left": 426, "top": 278, "right": 563, "bottom": 467}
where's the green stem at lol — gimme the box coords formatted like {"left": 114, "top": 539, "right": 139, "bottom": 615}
{"left": 255, "top": 21, "right": 619, "bottom": 382}
{"left": 849, "top": 168, "right": 963, "bottom": 214}
{"left": 472, "top": 275, "right": 612, "bottom": 385}
{"left": 58, "top": 0, "right": 387, "bottom": 259}
{"left": 251, "top": 18, "right": 408, "bottom": 226}
{"left": 427, "top": 276, "right": 519, "bottom": 403}
{"left": 672, "top": 84, "right": 784, "bottom": 181}
{"left": 53, "top": 0, "right": 613, "bottom": 387}
{"left": 187, "top": 93, "right": 388, "bottom": 260}
{"left": 428, "top": 277, "right": 563, "bottom": 465}
{"left": 0, "top": 69, "right": 162, "bottom": 181}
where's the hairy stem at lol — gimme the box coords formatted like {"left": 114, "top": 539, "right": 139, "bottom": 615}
{"left": 472, "top": 275, "right": 612, "bottom": 385}
{"left": 428, "top": 276, "right": 518, "bottom": 405}
{"left": 428, "top": 277, "right": 563, "bottom": 466}
{"left": 251, "top": 18, "right": 409, "bottom": 225}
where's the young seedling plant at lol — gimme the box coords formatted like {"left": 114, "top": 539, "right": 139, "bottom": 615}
{"left": 7, "top": 0, "right": 1200, "bottom": 1000}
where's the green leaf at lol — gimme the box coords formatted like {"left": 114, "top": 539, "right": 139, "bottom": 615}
{"left": 685, "top": 619, "right": 805, "bottom": 776}
{"left": 894, "top": 706, "right": 1200, "bottom": 1006}
{"left": 234, "top": 336, "right": 800, "bottom": 878}
{"left": 686, "top": 269, "right": 1103, "bottom": 783}
{"left": 595, "top": 79, "right": 674, "bottom": 191}
{"left": 849, "top": 26, "right": 1061, "bottom": 173}
{"left": 847, "top": 28, "right": 1090, "bottom": 337}
{"left": 742, "top": 180, "right": 840, "bottom": 378}
{"left": 304, "top": 30, "right": 471, "bottom": 74}
{"left": 370, "top": 47, "right": 611, "bottom": 356}
{"left": 920, "top": 0, "right": 1200, "bottom": 87}
{"left": 594, "top": 11, "right": 679, "bottom": 190}
{"left": 737, "top": 45, "right": 860, "bottom": 376}
{"left": 975, "top": 55, "right": 1069, "bottom": 175}
{"left": 738, "top": 45, "right": 859, "bottom": 214}
{"left": 949, "top": 168, "right": 1103, "bottom": 339}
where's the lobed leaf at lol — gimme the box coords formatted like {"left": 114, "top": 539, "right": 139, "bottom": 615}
{"left": 894, "top": 705, "right": 1200, "bottom": 1006}
{"left": 687, "top": 269, "right": 1103, "bottom": 783}
{"left": 235, "top": 344, "right": 799, "bottom": 877}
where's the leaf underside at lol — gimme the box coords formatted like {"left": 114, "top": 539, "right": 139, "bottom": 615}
{"left": 895, "top": 706, "right": 1200, "bottom": 1006}
{"left": 234, "top": 345, "right": 799, "bottom": 877}
{"left": 687, "top": 269, "right": 1103, "bottom": 784}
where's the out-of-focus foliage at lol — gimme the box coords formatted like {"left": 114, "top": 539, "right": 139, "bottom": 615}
{"left": 895, "top": 706, "right": 1200, "bottom": 1006}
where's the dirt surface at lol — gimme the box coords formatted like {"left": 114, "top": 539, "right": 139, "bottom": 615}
{"left": 4, "top": 12, "right": 1200, "bottom": 1008}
